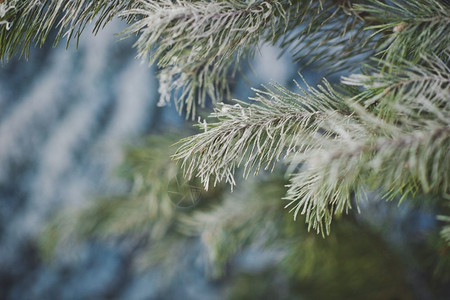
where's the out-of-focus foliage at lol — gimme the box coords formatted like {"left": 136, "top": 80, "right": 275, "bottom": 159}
{"left": 39, "top": 134, "right": 222, "bottom": 275}
{"left": 39, "top": 133, "right": 449, "bottom": 298}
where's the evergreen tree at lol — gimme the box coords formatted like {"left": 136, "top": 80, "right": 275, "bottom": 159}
{"left": 1, "top": 0, "right": 450, "bottom": 297}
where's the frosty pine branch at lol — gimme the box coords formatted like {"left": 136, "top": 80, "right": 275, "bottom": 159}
{"left": 1, "top": 0, "right": 449, "bottom": 238}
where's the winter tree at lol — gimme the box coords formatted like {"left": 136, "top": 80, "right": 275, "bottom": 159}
{"left": 1, "top": 0, "right": 449, "bottom": 298}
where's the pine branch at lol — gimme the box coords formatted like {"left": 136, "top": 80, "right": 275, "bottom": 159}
{"left": 119, "top": 0, "right": 376, "bottom": 117}
{"left": 121, "top": 0, "right": 298, "bottom": 118}
{"left": 173, "top": 79, "right": 352, "bottom": 190}
{"left": 354, "top": 0, "right": 450, "bottom": 63}
{"left": 286, "top": 123, "right": 450, "bottom": 235}
{"left": 0, "top": 0, "right": 142, "bottom": 61}
{"left": 343, "top": 54, "right": 450, "bottom": 125}
{"left": 0, "top": 0, "right": 380, "bottom": 118}
{"left": 174, "top": 64, "right": 450, "bottom": 235}
{"left": 280, "top": 0, "right": 375, "bottom": 72}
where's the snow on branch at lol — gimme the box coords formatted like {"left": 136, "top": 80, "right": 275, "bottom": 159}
{"left": 0, "top": 0, "right": 141, "bottom": 60}
{"left": 173, "top": 79, "right": 352, "bottom": 190}
{"left": 121, "top": 0, "right": 291, "bottom": 118}
{"left": 286, "top": 123, "right": 450, "bottom": 235}
{"left": 174, "top": 60, "right": 450, "bottom": 235}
